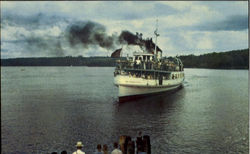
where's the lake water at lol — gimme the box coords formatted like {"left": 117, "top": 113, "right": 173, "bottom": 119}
{"left": 1, "top": 67, "right": 249, "bottom": 154}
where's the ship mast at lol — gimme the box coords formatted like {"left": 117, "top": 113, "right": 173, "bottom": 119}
{"left": 154, "top": 19, "right": 160, "bottom": 60}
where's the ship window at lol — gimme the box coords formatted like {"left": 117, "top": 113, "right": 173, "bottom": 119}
{"left": 143, "top": 56, "right": 146, "bottom": 61}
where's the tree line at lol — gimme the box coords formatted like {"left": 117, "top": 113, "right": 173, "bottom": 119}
{"left": 1, "top": 56, "right": 122, "bottom": 67}
{"left": 178, "top": 49, "right": 248, "bottom": 69}
{"left": 1, "top": 49, "right": 249, "bottom": 69}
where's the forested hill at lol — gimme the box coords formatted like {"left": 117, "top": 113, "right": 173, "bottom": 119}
{"left": 178, "top": 49, "right": 249, "bottom": 69}
{"left": 1, "top": 56, "right": 121, "bottom": 67}
{"left": 1, "top": 49, "right": 249, "bottom": 69}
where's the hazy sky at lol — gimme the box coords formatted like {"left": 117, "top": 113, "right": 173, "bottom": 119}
{"left": 1, "top": 1, "right": 248, "bottom": 58}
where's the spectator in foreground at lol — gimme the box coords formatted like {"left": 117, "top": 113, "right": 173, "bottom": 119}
{"left": 111, "top": 142, "right": 122, "bottom": 154}
{"left": 95, "top": 144, "right": 103, "bottom": 154}
{"left": 136, "top": 131, "right": 143, "bottom": 154}
{"left": 61, "top": 150, "right": 67, "bottom": 154}
{"left": 102, "top": 144, "right": 108, "bottom": 154}
{"left": 72, "top": 141, "right": 85, "bottom": 154}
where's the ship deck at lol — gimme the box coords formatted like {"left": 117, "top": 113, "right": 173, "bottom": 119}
{"left": 122, "top": 68, "right": 179, "bottom": 74}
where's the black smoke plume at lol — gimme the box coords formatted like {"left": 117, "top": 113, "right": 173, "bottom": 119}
{"left": 119, "top": 31, "right": 140, "bottom": 45}
{"left": 66, "top": 21, "right": 162, "bottom": 53}
{"left": 2, "top": 12, "right": 162, "bottom": 57}
{"left": 66, "top": 21, "right": 116, "bottom": 50}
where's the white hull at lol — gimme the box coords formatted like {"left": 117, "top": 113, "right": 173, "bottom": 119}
{"left": 118, "top": 84, "right": 182, "bottom": 97}
{"left": 114, "top": 71, "right": 184, "bottom": 98}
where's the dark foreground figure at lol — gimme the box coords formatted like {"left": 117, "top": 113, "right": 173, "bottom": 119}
{"left": 119, "top": 133, "right": 151, "bottom": 154}
{"left": 51, "top": 134, "right": 150, "bottom": 154}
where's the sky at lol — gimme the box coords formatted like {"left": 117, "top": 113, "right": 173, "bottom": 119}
{"left": 1, "top": 1, "right": 248, "bottom": 58}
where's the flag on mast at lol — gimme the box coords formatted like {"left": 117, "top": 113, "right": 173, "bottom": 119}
{"left": 111, "top": 48, "right": 122, "bottom": 58}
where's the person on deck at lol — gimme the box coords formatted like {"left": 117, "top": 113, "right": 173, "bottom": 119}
{"left": 72, "top": 141, "right": 85, "bottom": 154}
{"left": 136, "top": 59, "right": 141, "bottom": 69}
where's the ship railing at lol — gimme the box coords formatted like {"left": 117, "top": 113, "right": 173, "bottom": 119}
{"left": 123, "top": 68, "right": 172, "bottom": 73}
{"left": 124, "top": 68, "right": 173, "bottom": 80}
{"left": 116, "top": 63, "right": 182, "bottom": 72}
{"left": 116, "top": 59, "right": 184, "bottom": 72}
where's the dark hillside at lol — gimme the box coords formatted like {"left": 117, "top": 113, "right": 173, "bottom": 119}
{"left": 1, "top": 56, "right": 123, "bottom": 67}
{"left": 178, "top": 49, "right": 249, "bottom": 69}
{"left": 1, "top": 49, "right": 249, "bottom": 69}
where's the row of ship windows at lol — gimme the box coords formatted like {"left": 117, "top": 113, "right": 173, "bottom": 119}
{"left": 172, "top": 73, "right": 184, "bottom": 79}
{"left": 115, "top": 71, "right": 184, "bottom": 80}
{"left": 124, "top": 72, "right": 184, "bottom": 80}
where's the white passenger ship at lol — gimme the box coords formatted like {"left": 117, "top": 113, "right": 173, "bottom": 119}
{"left": 113, "top": 23, "right": 184, "bottom": 102}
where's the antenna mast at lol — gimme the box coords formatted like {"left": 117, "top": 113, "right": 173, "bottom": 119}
{"left": 154, "top": 19, "right": 159, "bottom": 60}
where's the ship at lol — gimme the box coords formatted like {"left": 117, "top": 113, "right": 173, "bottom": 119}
{"left": 112, "top": 21, "right": 185, "bottom": 102}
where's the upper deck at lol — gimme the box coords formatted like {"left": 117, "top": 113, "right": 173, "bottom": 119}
{"left": 115, "top": 56, "right": 184, "bottom": 73}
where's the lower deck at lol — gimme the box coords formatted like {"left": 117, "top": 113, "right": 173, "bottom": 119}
{"left": 114, "top": 71, "right": 184, "bottom": 87}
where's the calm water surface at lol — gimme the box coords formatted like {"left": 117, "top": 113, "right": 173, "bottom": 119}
{"left": 1, "top": 67, "right": 249, "bottom": 154}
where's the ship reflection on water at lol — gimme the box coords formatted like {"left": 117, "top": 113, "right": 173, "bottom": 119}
{"left": 112, "top": 85, "right": 187, "bottom": 153}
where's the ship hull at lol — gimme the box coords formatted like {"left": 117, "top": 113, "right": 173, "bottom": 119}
{"left": 118, "top": 83, "right": 182, "bottom": 102}
{"left": 114, "top": 73, "right": 184, "bottom": 102}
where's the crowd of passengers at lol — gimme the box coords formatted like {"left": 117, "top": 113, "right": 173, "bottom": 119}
{"left": 126, "top": 72, "right": 169, "bottom": 80}
{"left": 125, "top": 72, "right": 183, "bottom": 80}
{"left": 116, "top": 57, "right": 183, "bottom": 71}
{"left": 114, "top": 70, "right": 184, "bottom": 80}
